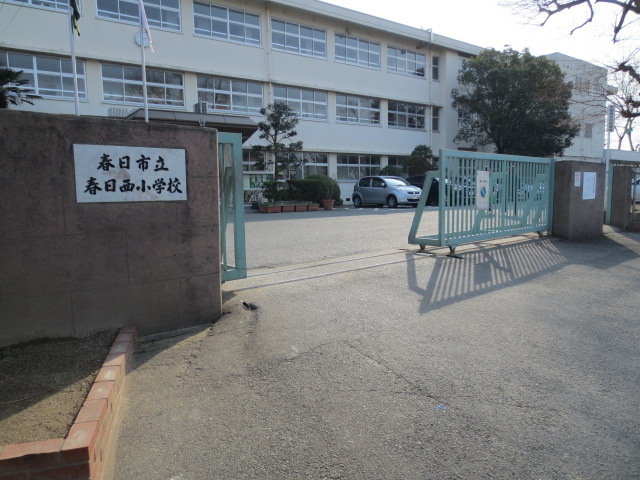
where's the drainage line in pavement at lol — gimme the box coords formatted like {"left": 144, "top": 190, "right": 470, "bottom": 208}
{"left": 232, "top": 254, "right": 433, "bottom": 291}
{"left": 247, "top": 250, "right": 435, "bottom": 279}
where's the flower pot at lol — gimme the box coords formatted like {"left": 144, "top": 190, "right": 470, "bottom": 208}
{"left": 260, "top": 204, "right": 282, "bottom": 213}
{"left": 295, "top": 204, "right": 308, "bottom": 212}
{"left": 307, "top": 204, "right": 320, "bottom": 211}
{"left": 321, "top": 199, "right": 335, "bottom": 210}
{"left": 281, "top": 204, "right": 295, "bottom": 212}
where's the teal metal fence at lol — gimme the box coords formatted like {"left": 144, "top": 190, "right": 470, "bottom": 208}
{"left": 219, "top": 132, "right": 247, "bottom": 281}
{"left": 409, "top": 150, "right": 554, "bottom": 252}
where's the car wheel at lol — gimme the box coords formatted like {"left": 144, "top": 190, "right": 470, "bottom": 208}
{"left": 387, "top": 195, "right": 398, "bottom": 208}
{"left": 353, "top": 196, "right": 362, "bottom": 208}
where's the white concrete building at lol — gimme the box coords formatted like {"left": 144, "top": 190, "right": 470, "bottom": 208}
{"left": 0, "top": 0, "right": 607, "bottom": 202}
{"left": 545, "top": 53, "right": 609, "bottom": 164}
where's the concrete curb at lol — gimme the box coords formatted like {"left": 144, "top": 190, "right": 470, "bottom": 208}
{"left": 0, "top": 326, "right": 137, "bottom": 480}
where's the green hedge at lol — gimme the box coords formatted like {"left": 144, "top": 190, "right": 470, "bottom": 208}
{"left": 261, "top": 176, "right": 342, "bottom": 205}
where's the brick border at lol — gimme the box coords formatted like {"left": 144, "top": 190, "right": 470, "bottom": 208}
{"left": 0, "top": 326, "right": 137, "bottom": 480}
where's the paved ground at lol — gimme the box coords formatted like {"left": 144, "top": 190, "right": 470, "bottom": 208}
{"left": 114, "top": 209, "right": 640, "bottom": 479}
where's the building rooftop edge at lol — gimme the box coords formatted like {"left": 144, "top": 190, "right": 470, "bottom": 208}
{"left": 266, "top": 0, "right": 484, "bottom": 55}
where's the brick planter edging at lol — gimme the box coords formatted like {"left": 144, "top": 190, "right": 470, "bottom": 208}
{"left": 0, "top": 326, "right": 137, "bottom": 480}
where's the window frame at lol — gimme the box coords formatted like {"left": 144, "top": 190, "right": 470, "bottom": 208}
{"left": 197, "top": 75, "right": 263, "bottom": 114}
{"left": 97, "top": 0, "right": 181, "bottom": 32}
{"left": 432, "top": 106, "right": 440, "bottom": 132}
{"left": 336, "top": 154, "right": 381, "bottom": 180}
{"left": 102, "top": 63, "right": 184, "bottom": 107}
{"left": 334, "top": 33, "right": 380, "bottom": 69}
{"left": 388, "top": 101, "right": 426, "bottom": 130}
{"left": 0, "top": 50, "right": 87, "bottom": 100}
{"left": 387, "top": 156, "right": 409, "bottom": 177}
{"left": 432, "top": 55, "right": 440, "bottom": 81}
{"left": 193, "top": 2, "right": 261, "bottom": 46}
{"left": 335, "top": 94, "right": 380, "bottom": 125}
{"left": 387, "top": 46, "right": 426, "bottom": 78}
{"left": 273, "top": 85, "right": 327, "bottom": 120}
{"left": 271, "top": 18, "right": 326, "bottom": 58}
{"left": 4, "top": 0, "right": 72, "bottom": 12}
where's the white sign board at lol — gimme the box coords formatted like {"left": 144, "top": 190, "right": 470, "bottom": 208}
{"left": 582, "top": 172, "right": 596, "bottom": 200}
{"left": 574, "top": 172, "right": 581, "bottom": 187}
{"left": 476, "top": 170, "right": 490, "bottom": 210}
{"left": 74, "top": 144, "right": 187, "bottom": 203}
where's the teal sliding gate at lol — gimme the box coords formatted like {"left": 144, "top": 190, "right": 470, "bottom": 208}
{"left": 409, "top": 150, "right": 554, "bottom": 253}
{"left": 219, "top": 132, "right": 247, "bottom": 281}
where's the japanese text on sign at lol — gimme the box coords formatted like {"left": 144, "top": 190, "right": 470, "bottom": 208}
{"left": 74, "top": 144, "right": 187, "bottom": 203}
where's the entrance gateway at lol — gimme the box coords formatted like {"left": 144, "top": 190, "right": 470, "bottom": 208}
{"left": 409, "top": 150, "right": 554, "bottom": 253}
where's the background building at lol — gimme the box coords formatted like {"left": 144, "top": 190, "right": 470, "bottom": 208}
{"left": 1, "top": 0, "right": 608, "bottom": 203}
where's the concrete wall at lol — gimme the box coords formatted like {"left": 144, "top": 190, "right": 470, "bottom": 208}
{"left": 0, "top": 111, "right": 222, "bottom": 347}
{"left": 553, "top": 160, "right": 605, "bottom": 241}
{"left": 609, "top": 166, "right": 634, "bottom": 230}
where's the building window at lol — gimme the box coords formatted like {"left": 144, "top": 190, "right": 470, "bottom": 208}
{"left": 271, "top": 19, "right": 326, "bottom": 58}
{"left": 432, "top": 56, "right": 439, "bottom": 81}
{"left": 387, "top": 47, "right": 425, "bottom": 77}
{"left": 274, "top": 86, "right": 327, "bottom": 119}
{"left": 335, "top": 34, "right": 380, "bottom": 69}
{"left": 6, "top": 0, "right": 71, "bottom": 12}
{"left": 97, "top": 0, "right": 180, "bottom": 31}
{"left": 197, "top": 76, "right": 262, "bottom": 114}
{"left": 337, "top": 154, "right": 381, "bottom": 180}
{"left": 387, "top": 156, "right": 409, "bottom": 176}
{"left": 585, "top": 123, "right": 593, "bottom": 138}
{"left": 388, "top": 101, "right": 426, "bottom": 130}
{"left": 193, "top": 3, "right": 260, "bottom": 45}
{"left": 242, "top": 149, "right": 267, "bottom": 172}
{"left": 0, "top": 50, "right": 87, "bottom": 100}
{"left": 432, "top": 106, "right": 440, "bottom": 131}
{"left": 294, "top": 152, "right": 329, "bottom": 178}
{"left": 336, "top": 94, "right": 380, "bottom": 125}
{"left": 102, "top": 63, "right": 184, "bottom": 106}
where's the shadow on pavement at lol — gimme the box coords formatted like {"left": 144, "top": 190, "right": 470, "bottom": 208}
{"left": 406, "top": 233, "right": 639, "bottom": 314}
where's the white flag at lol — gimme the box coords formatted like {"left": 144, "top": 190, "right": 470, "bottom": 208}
{"left": 138, "top": 0, "right": 154, "bottom": 52}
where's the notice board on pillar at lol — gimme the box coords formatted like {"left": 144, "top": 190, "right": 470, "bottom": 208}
{"left": 74, "top": 144, "right": 187, "bottom": 203}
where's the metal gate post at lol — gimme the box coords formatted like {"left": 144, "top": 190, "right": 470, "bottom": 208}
{"left": 219, "top": 132, "right": 247, "bottom": 282}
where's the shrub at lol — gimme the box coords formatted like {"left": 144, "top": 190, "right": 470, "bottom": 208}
{"left": 262, "top": 175, "right": 342, "bottom": 205}
{"left": 262, "top": 181, "right": 291, "bottom": 202}
{"left": 306, "top": 175, "right": 342, "bottom": 205}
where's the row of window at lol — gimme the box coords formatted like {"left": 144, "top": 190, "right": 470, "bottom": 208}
{"left": 10, "top": 0, "right": 440, "bottom": 80}
{"left": 242, "top": 150, "right": 395, "bottom": 181}
{"left": 1, "top": 50, "right": 439, "bottom": 130}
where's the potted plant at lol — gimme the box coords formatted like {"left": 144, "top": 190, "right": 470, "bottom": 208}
{"left": 259, "top": 202, "right": 281, "bottom": 213}
{"left": 281, "top": 202, "right": 295, "bottom": 212}
{"left": 307, "top": 175, "right": 341, "bottom": 210}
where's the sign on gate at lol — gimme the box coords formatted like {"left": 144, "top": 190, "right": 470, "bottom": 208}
{"left": 476, "top": 170, "right": 490, "bottom": 210}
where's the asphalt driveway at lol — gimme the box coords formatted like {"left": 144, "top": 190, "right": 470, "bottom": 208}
{"left": 114, "top": 211, "right": 640, "bottom": 479}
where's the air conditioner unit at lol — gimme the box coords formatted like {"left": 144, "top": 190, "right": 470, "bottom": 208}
{"left": 193, "top": 102, "right": 208, "bottom": 114}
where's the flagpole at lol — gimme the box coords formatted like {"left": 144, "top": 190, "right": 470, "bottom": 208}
{"left": 68, "top": 8, "right": 80, "bottom": 115}
{"left": 139, "top": 10, "right": 149, "bottom": 123}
